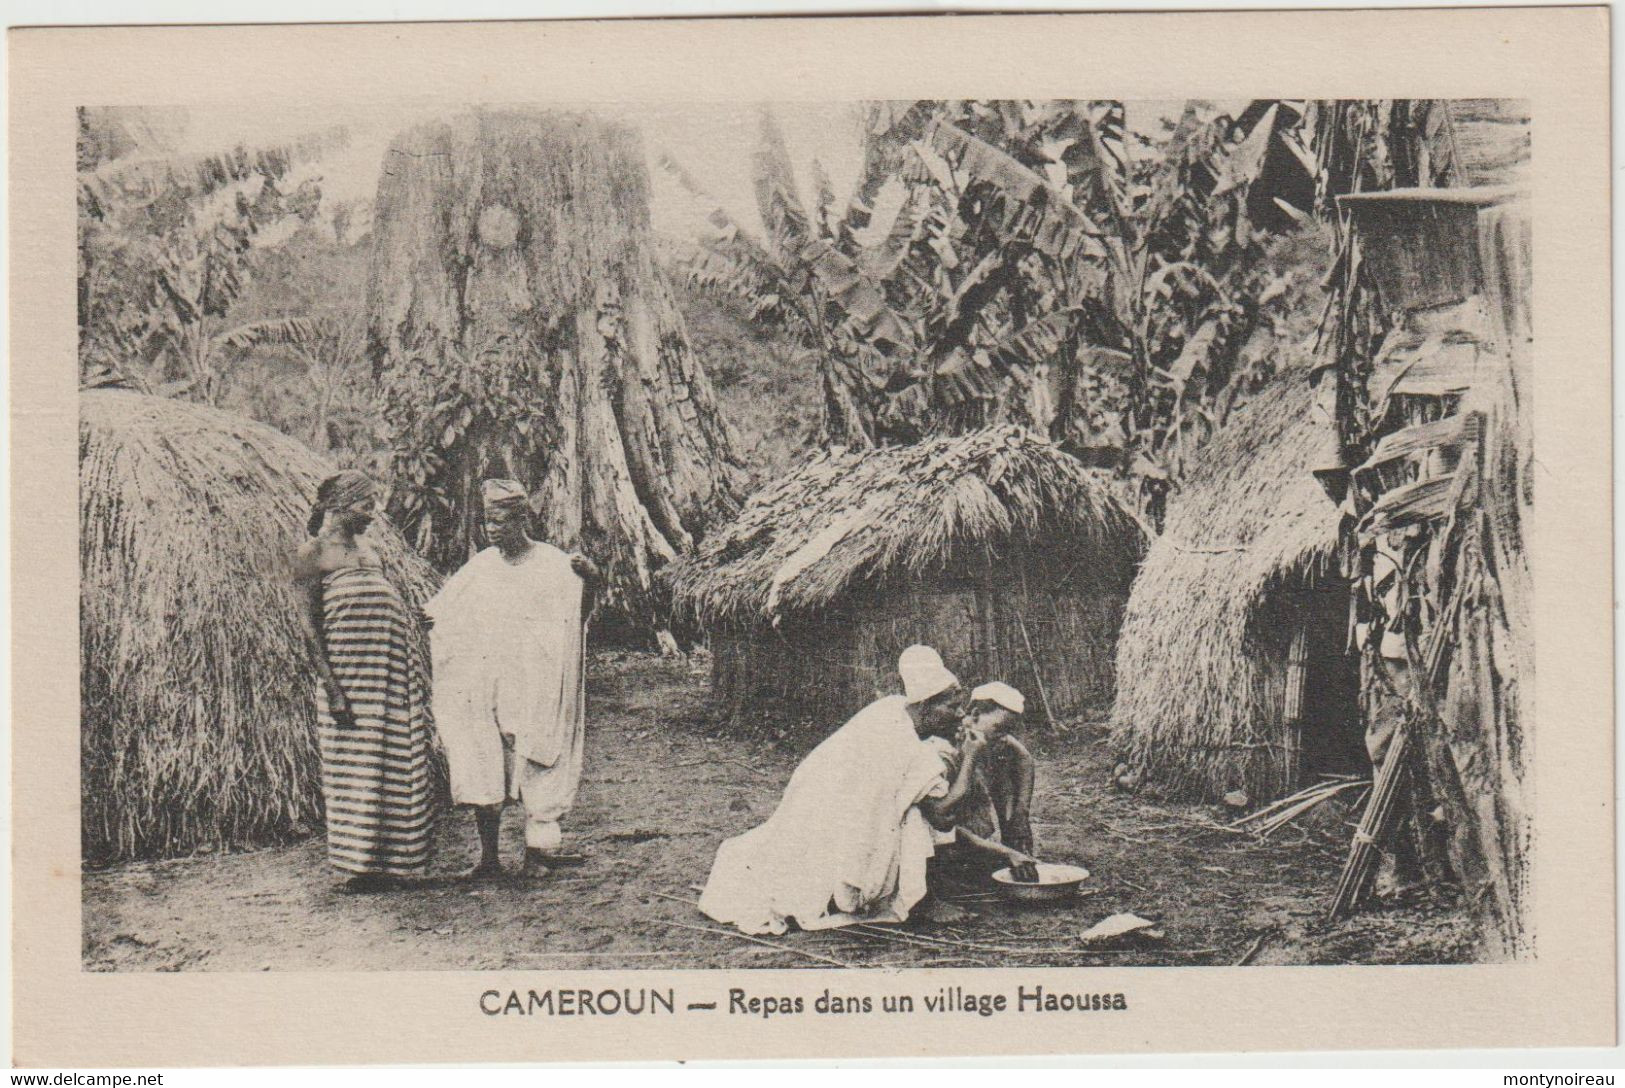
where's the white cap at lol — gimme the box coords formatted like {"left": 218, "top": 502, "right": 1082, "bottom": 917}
{"left": 898, "top": 645, "right": 959, "bottom": 704}
{"left": 971, "top": 681, "right": 1025, "bottom": 715}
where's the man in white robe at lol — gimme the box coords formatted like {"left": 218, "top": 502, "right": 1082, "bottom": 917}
{"left": 424, "top": 478, "right": 598, "bottom": 879}
{"left": 699, "top": 646, "right": 983, "bottom": 935}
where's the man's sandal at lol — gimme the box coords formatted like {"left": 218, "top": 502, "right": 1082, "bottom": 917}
{"left": 530, "top": 849, "right": 588, "bottom": 868}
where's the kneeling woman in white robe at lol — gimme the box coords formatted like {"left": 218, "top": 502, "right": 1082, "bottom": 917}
{"left": 699, "top": 646, "right": 977, "bottom": 935}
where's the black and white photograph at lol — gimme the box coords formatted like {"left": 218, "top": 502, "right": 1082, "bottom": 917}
{"left": 74, "top": 92, "right": 1538, "bottom": 973}
{"left": 11, "top": 2, "right": 1618, "bottom": 1070}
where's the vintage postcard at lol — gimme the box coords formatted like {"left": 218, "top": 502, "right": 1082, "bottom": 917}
{"left": 9, "top": 8, "right": 1614, "bottom": 1066}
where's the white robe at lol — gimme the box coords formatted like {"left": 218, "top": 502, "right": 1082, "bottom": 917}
{"left": 424, "top": 543, "right": 585, "bottom": 816}
{"left": 699, "top": 695, "right": 953, "bottom": 935}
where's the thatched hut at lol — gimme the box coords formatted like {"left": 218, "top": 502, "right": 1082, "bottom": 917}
{"left": 666, "top": 427, "right": 1147, "bottom": 733}
{"left": 1110, "top": 365, "right": 1355, "bottom": 803}
{"left": 80, "top": 390, "right": 440, "bottom": 864}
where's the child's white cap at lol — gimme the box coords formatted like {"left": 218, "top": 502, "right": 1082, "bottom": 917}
{"left": 970, "top": 681, "right": 1025, "bottom": 714}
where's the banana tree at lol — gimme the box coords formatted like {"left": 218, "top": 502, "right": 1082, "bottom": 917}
{"left": 1305, "top": 99, "right": 1464, "bottom": 461}
{"left": 222, "top": 314, "right": 369, "bottom": 450}
{"left": 77, "top": 109, "right": 326, "bottom": 402}
{"left": 659, "top": 107, "right": 917, "bottom": 447}
{"left": 662, "top": 99, "right": 1313, "bottom": 506}
{"left": 880, "top": 99, "right": 1316, "bottom": 526}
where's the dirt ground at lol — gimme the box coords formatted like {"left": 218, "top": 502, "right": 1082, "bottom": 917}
{"left": 83, "top": 653, "right": 1481, "bottom": 972}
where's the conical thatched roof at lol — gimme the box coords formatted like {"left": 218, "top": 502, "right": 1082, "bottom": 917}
{"left": 666, "top": 426, "right": 1147, "bottom": 627}
{"left": 80, "top": 390, "right": 440, "bottom": 864}
{"left": 1110, "top": 365, "right": 1343, "bottom": 800}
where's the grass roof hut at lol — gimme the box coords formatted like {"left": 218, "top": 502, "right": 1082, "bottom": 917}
{"left": 80, "top": 390, "right": 440, "bottom": 864}
{"left": 1110, "top": 365, "right": 1357, "bottom": 803}
{"left": 666, "top": 426, "right": 1147, "bottom": 734}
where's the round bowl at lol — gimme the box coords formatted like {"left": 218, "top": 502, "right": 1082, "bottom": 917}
{"left": 990, "top": 862, "right": 1090, "bottom": 903}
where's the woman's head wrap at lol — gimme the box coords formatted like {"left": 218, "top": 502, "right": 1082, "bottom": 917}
{"left": 307, "top": 470, "right": 377, "bottom": 536}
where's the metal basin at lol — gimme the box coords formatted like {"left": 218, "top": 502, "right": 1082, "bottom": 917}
{"left": 990, "top": 862, "right": 1090, "bottom": 903}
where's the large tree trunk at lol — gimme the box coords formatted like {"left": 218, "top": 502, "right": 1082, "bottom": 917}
{"left": 367, "top": 110, "right": 744, "bottom": 628}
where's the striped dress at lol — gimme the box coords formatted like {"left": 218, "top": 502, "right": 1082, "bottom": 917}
{"left": 316, "top": 565, "right": 433, "bottom": 877}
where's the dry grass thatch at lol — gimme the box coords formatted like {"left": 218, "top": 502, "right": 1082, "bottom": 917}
{"left": 80, "top": 390, "right": 441, "bottom": 864}
{"left": 1110, "top": 364, "right": 1344, "bottom": 801}
{"left": 665, "top": 425, "right": 1146, "bottom": 628}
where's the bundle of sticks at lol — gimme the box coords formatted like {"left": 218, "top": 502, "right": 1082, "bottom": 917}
{"left": 1329, "top": 727, "right": 1411, "bottom": 919}
{"left": 1230, "top": 775, "right": 1372, "bottom": 839}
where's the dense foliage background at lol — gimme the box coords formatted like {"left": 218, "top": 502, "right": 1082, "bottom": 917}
{"left": 78, "top": 100, "right": 1329, "bottom": 534}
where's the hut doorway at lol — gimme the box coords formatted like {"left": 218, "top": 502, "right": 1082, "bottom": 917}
{"left": 1287, "top": 580, "right": 1366, "bottom": 783}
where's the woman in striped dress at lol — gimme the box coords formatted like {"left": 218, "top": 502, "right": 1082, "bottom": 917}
{"left": 293, "top": 470, "right": 433, "bottom": 892}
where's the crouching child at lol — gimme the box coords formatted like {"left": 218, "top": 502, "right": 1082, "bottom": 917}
{"left": 918, "top": 682, "right": 1041, "bottom": 916}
